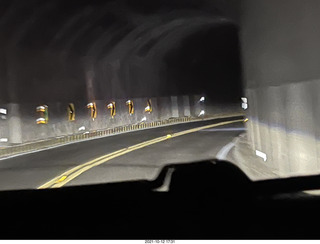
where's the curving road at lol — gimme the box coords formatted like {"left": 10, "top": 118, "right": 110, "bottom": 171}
{"left": 0, "top": 116, "right": 244, "bottom": 191}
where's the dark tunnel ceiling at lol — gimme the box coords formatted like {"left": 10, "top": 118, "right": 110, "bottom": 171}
{"left": 0, "top": 0, "right": 242, "bottom": 104}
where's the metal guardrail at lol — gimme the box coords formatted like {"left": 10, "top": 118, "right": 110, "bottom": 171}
{"left": 0, "top": 114, "right": 243, "bottom": 158}
{"left": 0, "top": 116, "right": 194, "bottom": 158}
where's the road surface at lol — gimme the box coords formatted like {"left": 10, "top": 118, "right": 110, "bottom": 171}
{"left": 0, "top": 116, "right": 245, "bottom": 190}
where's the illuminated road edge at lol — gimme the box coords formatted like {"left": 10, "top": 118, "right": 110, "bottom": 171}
{"left": 38, "top": 119, "right": 244, "bottom": 189}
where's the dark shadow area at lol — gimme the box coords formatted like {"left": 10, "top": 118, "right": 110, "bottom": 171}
{"left": 0, "top": 159, "right": 320, "bottom": 239}
{"left": 0, "top": 0, "right": 242, "bottom": 104}
{"left": 164, "top": 24, "right": 243, "bottom": 103}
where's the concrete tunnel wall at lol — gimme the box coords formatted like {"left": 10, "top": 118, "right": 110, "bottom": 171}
{"left": 0, "top": 0, "right": 244, "bottom": 145}
{"left": 0, "top": 0, "right": 242, "bottom": 105}
{"left": 0, "top": 95, "right": 242, "bottom": 144}
{"left": 241, "top": 0, "right": 320, "bottom": 177}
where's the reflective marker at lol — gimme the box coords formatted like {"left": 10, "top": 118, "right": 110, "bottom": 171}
{"left": 36, "top": 105, "right": 49, "bottom": 124}
{"left": 36, "top": 106, "right": 46, "bottom": 112}
{"left": 256, "top": 150, "right": 267, "bottom": 162}
{"left": 36, "top": 118, "right": 46, "bottom": 124}
{"left": 107, "top": 102, "right": 116, "bottom": 118}
{"left": 0, "top": 108, "right": 7, "bottom": 115}
{"left": 87, "top": 102, "right": 97, "bottom": 119}
{"left": 56, "top": 175, "right": 67, "bottom": 183}
{"left": 126, "top": 100, "right": 134, "bottom": 115}
{"left": 144, "top": 99, "right": 152, "bottom": 113}
{"left": 198, "top": 110, "right": 205, "bottom": 116}
{"left": 199, "top": 96, "right": 205, "bottom": 102}
{"left": 78, "top": 126, "right": 85, "bottom": 131}
{"left": 38, "top": 119, "right": 243, "bottom": 189}
{"left": 68, "top": 103, "right": 75, "bottom": 121}
{"left": 0, "top": 138, "right": 8, "bottom": 142}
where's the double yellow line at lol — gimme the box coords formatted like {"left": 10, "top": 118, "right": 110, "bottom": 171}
{"left": 38, "top": 119, "right": 243, "bottom": 189}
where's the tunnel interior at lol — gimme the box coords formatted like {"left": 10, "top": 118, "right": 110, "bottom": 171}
{"left": 164, "top": 24, "right": 242, "bottom": 103}
{"left": 0, "top": 0, "right": 243, "bottom": 104}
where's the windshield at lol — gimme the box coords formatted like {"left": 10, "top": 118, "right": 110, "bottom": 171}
{"left": 0, "top": 0, "right": 314, "bottom": 192}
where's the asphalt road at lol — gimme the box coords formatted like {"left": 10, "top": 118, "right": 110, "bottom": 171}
{"left": 0, "top": 116, "right": 245, "bottom": 191}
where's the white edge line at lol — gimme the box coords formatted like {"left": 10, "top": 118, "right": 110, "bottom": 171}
{"left": 216, "top": 142, "right": 236, "bottom": 160}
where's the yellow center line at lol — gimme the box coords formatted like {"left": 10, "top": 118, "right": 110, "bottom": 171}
{"left": 38, "top": 119, "right": 243, "bottom": 189}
